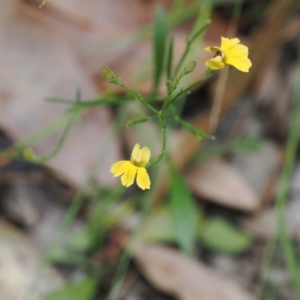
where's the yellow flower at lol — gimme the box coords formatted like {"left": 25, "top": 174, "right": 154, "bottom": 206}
{"left": 110, "top": 143, "right": 151, "bottom": 190}
{"left": 205, "top": 37, "right": 252, "bottom": 72}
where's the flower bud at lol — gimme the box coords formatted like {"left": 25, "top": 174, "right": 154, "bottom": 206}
{"left": 165, "top": 79, "right": 172, "bottom": 88}
{"left": 23, "top": 147, "right": 39, "bottom": 162}
{"left": 185, "top": 61, "right": 196, "bottom": 73}
{"left": 101, "top": 66, "right": 122, "bottom": 85}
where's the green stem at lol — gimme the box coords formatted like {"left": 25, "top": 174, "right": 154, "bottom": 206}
{"left": 121, "top": 84, "right": 159, "bottom": 115}
{"left": 254, "top": 234, "right": 277, "bottom": 299}
{"left": 23, "top": 188, "right": 88, "bottom": 300}
{"left": 106, "top": 165, "right": 160, "bottom": 300}
{"left": 174, "top": 115, "right": 213, "bottom": 141}
{"left": 172, "top": 20, "right": 210, "bottom": 79}
{"left": 126, "top": 115, "right": 157, "bottom": 127}
{"left": 23, "top": 108, "right": 130, "bottom": 300}
{"left": 38, "top": 116, "right": 74, "bottom": 162}
{"left": 46, "top": 96, "right": 135, "bottom": 108}
{"left": 0, "top": 116, "right": 75, "bottom": 164}
{"left": 163, "top": 69, "right": 215, "bottom": 112}
{"left": 13, "top": 115, "right": 68, "bottom": 151}
{"left": 274, "top": 49, "right": 300, "bottom": 297}
{"left": 148, "top": 118, "right": 167, "bottom": 166}
{"left": 166, "top": 37, "right": 174, "bottom": 82}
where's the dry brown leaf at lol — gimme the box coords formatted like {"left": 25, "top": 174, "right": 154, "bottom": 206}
{"left": 31, "top": 0, "right": 228, "bottom": 94}
{"left": 133, "top": 242, "right": 253, "bottom": 300}
{"left": 0, "top": 1, "right": 120, "bottom": 186}
{"left": 232, "top": 141, "right": 282, "bottom": 205}
{"left": 186, "top": 157, "right": 260, "bottom": 212}
{"left": 0, "top": 219, "right": 64, "bottom": 300}
{"left": 240, "top": 209, "right": 276, "bottom": 238}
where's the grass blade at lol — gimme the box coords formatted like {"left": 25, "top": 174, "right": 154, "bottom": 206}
{"left": 166, "top": 36, "right": 174, "bottom": 81}
{"left": 275, "top": 52, "right": 300, "bottom": 297}
{"left": 153, "top": 6, "right": 168, "bottom": 96}
{"left": 169, "top": 166, "right": 199, "bottom": 255}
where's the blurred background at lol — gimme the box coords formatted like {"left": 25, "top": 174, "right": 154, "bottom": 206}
{"left": 1, "top": 0, "right": 300, "bottom": 299}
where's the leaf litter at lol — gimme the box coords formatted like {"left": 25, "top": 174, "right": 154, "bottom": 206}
{"left": 0, "top": 0, "right": 299, "bottom": 299}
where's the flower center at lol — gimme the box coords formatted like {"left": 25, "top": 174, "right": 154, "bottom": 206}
{"left": 213, "top": 50, "right": 224, "bottom": 58}
{"left": 131, "top": 150, "right": 143, "bottom": 167}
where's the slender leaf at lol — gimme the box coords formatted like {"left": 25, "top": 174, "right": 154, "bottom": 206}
{"left": 169, "top": 167, "right": 199, "bottom": 255}
{"left": 68, "top": 188, "right": 126, "bottom": 252}
{"left": 166, "top": 37, "right": 174, "bottom": 80}
{"left": 274, "top": 41, "right": 300, "bottom": 297}
{"left": 139, "top": 207, "right": 177, "bottom": 243}
{"left": 190, "top": 136, "right": 261, "bottom": 165}
{"left": 153, "top": 7, "right": 168, "bottom": 94}
{"left": 42, "top": 277, "right": 97, "bottom": 300}
{"left": 48, "top": 248, "right": 95, "bottom": 271}
{"left": 199, "top": 217, "right": 252, "bottom": 254}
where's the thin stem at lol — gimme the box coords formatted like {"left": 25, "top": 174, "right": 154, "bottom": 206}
{"left": 274, "top": 52, "right": 300, "bottom": 297}
{"left": 121, "top": 84, "right": 159, "bottom": 116}
{"left": 254, "top": 234, "right": 277, "bottom": 300}
{"left": 23, "top": 188, "right": 88, "bottom": 300}
{"left": 166, "top": 37, "right": 174, "bottom": 81}
{"left": 106, "top": 160, "right": 161, "bottom": 300}
{"left": 46, "top": 98, "right": 76, "bottom": 105}
{"left": 148, "top": 119, "right": 167, "bottom": 166}
{"left": 0, "top": 115, "right": 72, "bottom": 163}
{"left": 174, "top": 115, "right": 213, "bottom": 141}
{"left": 14, "top": 116, "right": 68, "bottom": 151}
{"left": 46, "top": 97, "right": 135, "bottom": 108}
{"left": 106, "top": 249, "right": 131, "bottom": 300}
{"left": 172, "top": 20, "right": 210, "bottom": 79}
{"left": 264, "top": 246, "right": 281, "bottom": 300}
{"left": 38, "top": 116, "right": 74, "bottom": 162}
{"left": 209, "top": 0, "right": 243, "bottom": 131}
{"left": 163, "top": 69, "right": 215, "bottom": 112}
{"left": 23, "top": 108, "right": 130, "bottom": 300}
{"left": 126, "top": 115, "right": 157, "bottom": 127}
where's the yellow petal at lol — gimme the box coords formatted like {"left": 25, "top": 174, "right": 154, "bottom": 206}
{"left": 136, "top": 167, "right": 151, "bottom": 190}
{"left": 231, "top": 44, "right": 248, "bottom": 54}
{"left": 110, "top": 160, "right": 128, "bottom": 176}
{"left": 227, "top": 57, "right": 252, "bottom": 72}
{"left": 220, "top": 37, "right": 240, "bottom": 52}
{"left": 204, "top": 46, "right": 221, "bottom": 53}
{"left": 225, "top": 46, "right": 249, "bottom": 61}
{"left": 131, "top": 143, "right": 140, "bottom": 160}
{"left": 225, "top": 55, "right": 252, "bottom": 72}
{"left": 139, "top": 146, "right": 151, "bottom": 167}
{"left": 131, "top": 143, "right": 143, "bottom": 165}
{"left": 205, "top": 56, "right": 225, "bottom": 70}
{"left": 121, "top": 162, "right": 137, "bottom": 187}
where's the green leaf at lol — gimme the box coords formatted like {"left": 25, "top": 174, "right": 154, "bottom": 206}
{"left": 153, "top": 6, "right": 168, "bottom": 94}
{"left": 166, "top": 37, "right": 174, "bottom": 80}
{"left": 68, "top": 226, "right": 94, "bottom": 252}
{"left": 48, "top": 248, "right": 94, "bottom": 270}
{"left": 169, "top": 167, "right": 199, "bottom": 255}
{"left": 175, "top": 116, "right": 214, "bottom": 141}
{"left": 139, "top": 207, "right": 177, "bottom": 243}
{"left": 191, "top": 136, "right": 261, "bottom": 165}
{"left": 68, "top": 189, "right": 131, "bottom": 252}
{"left": 42, "top": 277, "right": 97, "bottom": 300}
{"left": 198, "top": 217, "right": 253, "bottom": 254}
